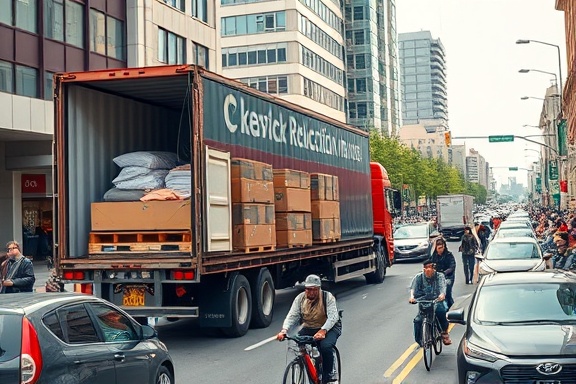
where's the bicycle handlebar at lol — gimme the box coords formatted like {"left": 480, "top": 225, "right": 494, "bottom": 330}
{"left": 409, "top": 298, "right": 440, "bottom": 305}
{"left": 282, "top": 335, "right": 318, "bottom": 345}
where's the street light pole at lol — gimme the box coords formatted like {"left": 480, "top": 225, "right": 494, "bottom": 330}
{"left": 516, "top": 39, "right": 563, "bottom": 106}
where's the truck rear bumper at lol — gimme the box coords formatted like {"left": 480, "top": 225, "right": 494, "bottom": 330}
{"left": 121, "top": 306, "right": 199, "bottom": 318}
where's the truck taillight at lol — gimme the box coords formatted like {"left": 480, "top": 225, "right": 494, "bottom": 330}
{"left": 63, "top": 271, "right": 85, "bottom": 280}
{"left": 21, "top": 317, "right": 42, "bottom": 384}
{"left": 171, "top": 270, "right": 194, "bottom": 280}
{"left": 74, "top": 283, "right": 93, "bottom": 294}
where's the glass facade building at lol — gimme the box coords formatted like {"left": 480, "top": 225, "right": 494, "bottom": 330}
{"left": 345, "top": 0, "right": 401, "bottom": 135}
{"left": 399, "top": 31, "right": 448, "bottom": 131}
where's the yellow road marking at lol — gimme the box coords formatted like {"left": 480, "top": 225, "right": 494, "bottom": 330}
{"left": 384, "top": 323, "right": 457, "bottom": 382}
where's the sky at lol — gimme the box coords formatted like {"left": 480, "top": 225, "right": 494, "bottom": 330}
{"left": 396, "top": 0, "right": 567, "bottom": 189}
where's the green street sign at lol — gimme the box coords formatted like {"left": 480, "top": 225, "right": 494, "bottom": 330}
{"left": 488, "top": 135, "right": 514, "bottom": 143}
{"left": 508, "top": 167, "right": 518, "bottom": 171}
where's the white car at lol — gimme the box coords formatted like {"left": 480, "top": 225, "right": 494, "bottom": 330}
{"left": 478, "top": 236, "right": 545, "bottom": 276}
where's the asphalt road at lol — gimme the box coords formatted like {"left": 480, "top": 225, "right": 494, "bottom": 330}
{"left": 153, "top": 240, "right": 476, "bottom": 384}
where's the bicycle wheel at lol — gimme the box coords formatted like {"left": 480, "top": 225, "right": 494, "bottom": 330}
{"left": 433, "top": 319, "right": 443, "bottom": 355}
{"left": 283, "top": 359, "right": 308, "bottom": 384}
{"left": 422, "top": 321, "right": 433, "bottom": 371}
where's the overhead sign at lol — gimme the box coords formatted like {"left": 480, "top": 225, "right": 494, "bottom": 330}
{"left": 488, "top": 135, "right": 514, "bottom": 143}
{"left": 21, "top": 174, "right": 46, "bottom": 195}
{"left": 508, "top": 167, "right": 518, "bottom": 171}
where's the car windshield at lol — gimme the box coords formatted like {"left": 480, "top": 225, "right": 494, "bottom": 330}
{"left": 394, "top": 225, "right": 427, "bottom": 239}
{"left": 496, "top": 230, "right": 533, "bottom": 238}
{"left": 486, "top": 242, "right": 539, "bottom": 260}
{"left": 475, "top": 284, "right": 576, "bottom": 323}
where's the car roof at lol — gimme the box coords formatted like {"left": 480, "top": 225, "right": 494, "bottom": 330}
{"left": 0, "top": 293, "right": 102, "bottom": 314}
{"left": 482, "top": 270, "right": 576, "bottom": 286}
{"left": 489, "top": 236, "right": 538, "bottom": 244}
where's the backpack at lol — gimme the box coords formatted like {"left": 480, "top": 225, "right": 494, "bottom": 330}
{"left": 300, "top": 290, "right": 343, "bottom": 335}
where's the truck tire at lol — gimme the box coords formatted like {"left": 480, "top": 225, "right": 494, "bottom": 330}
{"left": 221, "top": 274, "right": 252, "bottom": 337}
{"left": 249, "top": 268, "right": 275, "bottom": 328}
{"left": 365, "top": 246, "right": 387, "bottom": 284}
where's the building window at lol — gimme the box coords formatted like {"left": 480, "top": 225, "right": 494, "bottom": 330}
{"left": 0, "top": 60, "right": 14, "bottom": 93}
{"left": 44, "top": 0, "right": 64, "bottom": 41}
{"left": 44, "top": 71, "right": 54, "bottom": 100}
{"left": 353, "top": 6, "right": 364, "bottom": 20}
{"left": 222, "top": 12, "right": 285, "bottom": 36}
{"left": 158, "top": 28, "right": 185, "bottom": 64}
{"left": 240, "top": 75, "right": 288, "bottom": 95}
{"left": 90, "top": 10, "right": 124, "bottom": 59}
{"left": 192, "top": 0, "right": 207, "bottom": 22}
{"left": 65, "top": 0, "right": 83, "bottom": 47}
{"left": 15, "top": 0, "right": 37, "bottom": 33}
{"left": 193, "top": 42, "right": 209, "bottom": 69}
{"left": 0, "top": 0, "right": 12, "bottom": 25}
{"left": 163, "top": 0, "right": 185, "bottom": 12}
{"left": 15, "top": 65, "right": 38, "bottom": 98}
{"left": 222, "top": 44, "right": 287, "bottom": 68}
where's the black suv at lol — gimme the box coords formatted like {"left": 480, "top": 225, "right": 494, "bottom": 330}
{"left": 0, "top": 293, "right": 174, "bottom": 384}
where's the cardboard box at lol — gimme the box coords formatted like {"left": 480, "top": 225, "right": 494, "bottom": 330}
{"left": 231, "top": 158, "right": 273, "bottom": 181}
{"left": 273, "top": 169, "right": 310, "bottom": 189}
{"left": 276, "top": 229, "right": 312, "bottom": 247}
{"left": 274, "top": 187, "right": 311, "bottom": 212}
{"left": 231, "top": 178, "right": 274, "bottom": 203}
{"left": 311, "top": 200, "right": 340, "bottom": 219}
{"left": 311, "top": 173, "right": 339, "bottom": 201}
{"left": 233, "top": 224, "right": 276, "bottom": 248}
{"left": 91, "top": 201, "right": 191, "bottom": 231}
{"left": 275, "top": 212, "right": 312, "bottom": 231}
{"left": 233, "top": 203, "right": 275, "bottom": 225}
{"left": 312, "top": 218, "right": 341, "bottom": 240}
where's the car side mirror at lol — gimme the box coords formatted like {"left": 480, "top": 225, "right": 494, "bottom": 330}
{"left": 447, "top": 308, "right": 466, "bottom": 325}
{"left": 141, "top": 324, "right": 158, "bottom": 339}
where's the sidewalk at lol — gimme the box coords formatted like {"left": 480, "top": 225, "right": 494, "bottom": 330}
{"left": 32, "top": 259, "right": 51, "bottom": 292}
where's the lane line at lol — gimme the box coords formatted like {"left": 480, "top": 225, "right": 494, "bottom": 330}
{"left": 244, "top": 335, "right": 277, "bottom": 351}
{"left": 393, "top": 348, "right": 422, "bottom": 384}
{"left": 383, "top": 343, "right": 419, "bottom": 377}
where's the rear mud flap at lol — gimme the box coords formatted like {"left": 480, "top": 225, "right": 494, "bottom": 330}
{"left": 198, "top": 273, "right": 236, "bottom": 328}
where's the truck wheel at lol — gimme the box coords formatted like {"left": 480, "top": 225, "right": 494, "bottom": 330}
{"left": 249, "top": 268, "right": 275, "bottom": 328}
{"left": 221, "top": 274, "right": 252, "bottom": 337}
{"left": 365, "top": 246, "right": 387, "bottom": 284}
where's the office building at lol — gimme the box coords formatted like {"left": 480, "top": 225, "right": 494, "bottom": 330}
{"left": 219, "top": 0, "right": 347, "bottom": 121}
{"left": 398, "top": 30, "right": 448, "bottom": 132}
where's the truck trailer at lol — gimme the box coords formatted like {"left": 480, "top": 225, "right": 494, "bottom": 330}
{"left": 53, "top": 65, "right": 400, "bottom": 336}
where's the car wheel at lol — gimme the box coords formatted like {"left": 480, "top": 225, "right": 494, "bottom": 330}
{"left": 156, "top": 366, "right": 173, "bottom": 384}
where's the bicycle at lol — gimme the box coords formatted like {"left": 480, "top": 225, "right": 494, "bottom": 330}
{"left": 413, "top": 299, "right": 443, "bottom": 371}
{"left": 281, "top": 335, "right": 341, "bottom": 384}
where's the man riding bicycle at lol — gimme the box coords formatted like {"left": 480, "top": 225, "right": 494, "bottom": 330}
{"left": 409, "top": 259, "right": 452, "bottom": 346}
{"left": 277, "top": 274, "right": 341, "bottom": 383}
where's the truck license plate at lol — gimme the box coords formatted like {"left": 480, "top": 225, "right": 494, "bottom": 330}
{"left": 123, "top": 286, "right": 145, "bottom": 306}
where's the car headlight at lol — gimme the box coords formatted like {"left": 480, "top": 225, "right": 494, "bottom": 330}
{"left": 464, "top": 340, "right": 507, "bottom": 363}
{"left": 416, "top": 241, "right": 429, "bottom": 249}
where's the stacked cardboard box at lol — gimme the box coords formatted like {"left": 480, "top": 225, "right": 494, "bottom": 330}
{"left": 310, "top": 173, "right": 341, "bottom": 242}
{"left": 231, "top": 159, "right": 276, "bottom": 251}
{"left": 273, "top": 169, "right": 312, "bottom": 247}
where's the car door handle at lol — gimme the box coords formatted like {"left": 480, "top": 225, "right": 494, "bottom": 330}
{"left": 114, "top": 353, "right": 125, "bottom": 362}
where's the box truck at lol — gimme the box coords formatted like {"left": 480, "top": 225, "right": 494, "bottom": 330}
{"left": 53, "top": 65, "right": 401, "bottom": 336}
{"left": 436, "top": 194, "right": 474, "bottom": 240}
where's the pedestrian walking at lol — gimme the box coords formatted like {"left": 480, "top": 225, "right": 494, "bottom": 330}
{"left": 459, "top": 225, "right": 478, "bottom": 285}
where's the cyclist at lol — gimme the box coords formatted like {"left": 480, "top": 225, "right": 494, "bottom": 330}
{"left": 428, "top": 237, "right": 456, "bottom": 308}
{"left": 409, "top": 259, "right": 452, "bottom": 346}
{"left": 277, "top": 274, "right": 341, "bottom": 383}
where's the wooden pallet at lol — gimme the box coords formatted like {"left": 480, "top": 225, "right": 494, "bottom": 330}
{"left": 234, "top": 245, "right": 276, "bottom": 253}
{"left": 278, "top": 243, "right": 311, "bottom": 249}
{"left": 89, "top": 231, "right": 191, "bottom": 254}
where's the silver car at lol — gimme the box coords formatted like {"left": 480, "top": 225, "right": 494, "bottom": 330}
{"left": 478, "top": 236, "right": 545, "bottom": 276}
{"left": 393, "top": 222, "right": 441, "bottom": 261}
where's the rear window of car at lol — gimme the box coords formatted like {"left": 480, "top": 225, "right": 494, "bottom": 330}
{"left": 486, "top": 242, "right": 539, "bottom": 260}
{"left": 475, "top": 283, "right": 576, "bottom": 323}
{"left": 0, "top": 314, "right": 23, "bottom": 362}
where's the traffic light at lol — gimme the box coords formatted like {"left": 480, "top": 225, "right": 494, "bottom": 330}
{"left": 444, "top": 132, "right": 452, "bottom": 147}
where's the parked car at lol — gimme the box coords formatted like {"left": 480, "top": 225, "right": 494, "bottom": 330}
{"left": 448, "top": 271, "right": 576, "bottom": 383}
{"left": 478, "top": 237, "right": 545, "bottom": 276}
{"left": 393, "top": 222, "right": 441, "bottom": 261}
{"left": 0, "top": 293, "right": 174, "bottom": 384}
{"left": 492, "top": 227, "right": 536, "bottom": 240}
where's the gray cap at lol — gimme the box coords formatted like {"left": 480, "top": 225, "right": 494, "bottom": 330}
{"left": 304, "top": 274, "right": 321, "bottom": 288}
